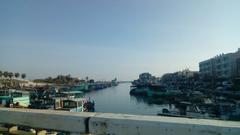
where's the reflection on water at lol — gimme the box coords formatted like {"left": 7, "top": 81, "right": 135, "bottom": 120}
{"left": 84, "top": 83, "right": 171, "bottom": 115}
{"left": 84, "top": 83, "right": 240, "bottom": 120}
{"left": 130, "top": 95, "right": 150, "bottom": 104}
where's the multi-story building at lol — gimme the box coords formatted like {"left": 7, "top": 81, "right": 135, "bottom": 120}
{"left": 132, "top": 73, "right": 160, "bottom": 86}
{"left": 199, "top": 58, "right": 215, "bottom": 77}
{"left": 161, "top": 69, "right": 198, "bottom": 89}
{"left": 176, "top": 69, "right": 198, "bottom": 78}
{"left": 199, "top": 48, "right": 240, "bottom": 79}
{"left": 237, "top": 58, "right": 240, "bottom": 77}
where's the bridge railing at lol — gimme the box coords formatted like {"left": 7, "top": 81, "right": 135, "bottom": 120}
{"left": 0, "top": 108, "right": 240, "bottom": 135}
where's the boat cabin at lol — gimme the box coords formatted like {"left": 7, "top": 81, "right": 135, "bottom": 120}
{"left": 0, "top": 89, "right": 30, "bottom": 107}
{"left": 57, "top": 98, "right": 86, "bottom": 112}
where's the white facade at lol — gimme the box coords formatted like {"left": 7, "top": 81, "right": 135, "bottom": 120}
{"left": 199, "top": 49, "right": 240, "bottom": 79}
{"left": 237, "top": 57, "right": 240, "bottom": 77}
{"left": 199, "top": 58, "right": 215, "bottom": 77}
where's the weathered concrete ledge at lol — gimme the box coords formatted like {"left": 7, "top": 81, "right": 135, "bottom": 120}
{"left": 0, "top": 108, "right": 96, "bottom": 134}
{"left": 0, "top": 108, "right": 240, "bottom": 135}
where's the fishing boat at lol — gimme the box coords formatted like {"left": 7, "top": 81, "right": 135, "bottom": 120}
{"left": 70, "top": 83, "right": 89, "bottom": 92}
{"left": 147, "top": 84, "right": 182, "bottom": 97}
{"left": 29, "top": 88, "right": 95, "bottom": 112}
{"left": 0, "top": 89, "right": 30, "bottom": 108}
{"left": 55, "top": 97, "right": 94, "bottom": 112}
{"left": 157, "top": 102, "right": 210, "bottom": 119}
{"left": 129, "top": 85, "right": 148, "bottom": 96}
{"left": 55, "top": 91, "right": 95, "bottom": 112}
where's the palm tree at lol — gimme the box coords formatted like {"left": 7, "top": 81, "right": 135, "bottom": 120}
{"left": 0, "top": 71, "right": 2, "bottom": 88}
{"left": 47, "top": 77, "right": 53, "bottom": 83}
{"left": 7, "top": 72, "right": 14, "bottom": 87}
{"left": 13, "top": 72, "right": 20, "bottom": 88}
{"left": 0, "top": 71, "right": 2, "bottom": 78}
{"left": 15, "top": 73, "right": 20, "bottom": 78}
{"left": 21, "top": 73, "right": 26, "bottom": 79}
{"left": 66, "top": 74, "right": 71, "bottom": 82}
{"left": 8, "top": 72, "right": 14, "bottom": 79}
{"left": 3, "top": 71, "right": 8, "bottom": 78}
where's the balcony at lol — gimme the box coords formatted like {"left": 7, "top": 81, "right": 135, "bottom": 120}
{"left": 0, "top": 108, "right": 240, "bottom": 135}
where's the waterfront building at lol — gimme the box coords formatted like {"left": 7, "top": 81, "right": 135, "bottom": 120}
{"left": 160, "top": 69, "right": 199, "bottom": 90}
{"left": 199, "top": 48, "right": 240, "bottom": 79}
{"left": 199, "top": 58, "right": 215, "bottom": 78}
{"left": 162, "top": 69, "right": 198, "bottom": 80}
{"left": 132, "top": 73, "right": 159, "bottom": 86}
{"left": 176, "top": 69, "right": 198, "bottom": 78}
{"left": 139, "top": 73, "right": 152, "bottom": 83}
{"left": 237, "top": 57, "right": 240, "bottom": 77}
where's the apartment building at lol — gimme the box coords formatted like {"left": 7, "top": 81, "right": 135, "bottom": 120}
{"left": 199, "top": 48, "right": 240, "bottom": 79}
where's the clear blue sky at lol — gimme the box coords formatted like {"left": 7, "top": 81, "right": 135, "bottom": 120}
{"left": 0, "top": 0, "right": 240, "bottom": 81}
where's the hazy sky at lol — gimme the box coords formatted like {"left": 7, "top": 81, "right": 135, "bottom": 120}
{"left": 0, "top": 0, "right": 240, "bottom": 81}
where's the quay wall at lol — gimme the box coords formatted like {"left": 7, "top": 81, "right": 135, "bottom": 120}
{"left": 0, "top": 108, "right": 240, "bottom": 135}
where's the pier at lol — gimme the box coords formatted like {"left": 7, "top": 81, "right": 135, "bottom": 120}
{"left": 88, "top": 82, "right": 118, "bottom": 90}
{"left": 0, "top": 108, "right": 240, "bottom": 135}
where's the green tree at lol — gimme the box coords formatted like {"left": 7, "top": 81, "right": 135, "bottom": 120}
{"left": 89, "top": 79, "right": 94, "bottom": 83}
{"left": 8, "top": 72, "right": 14, "bottom": 79}
{"left": 0, "top": 71, "right": 2, "bottom": 78}
{"left": 15, "top": 73, "right": 20, "bottom": 78}
{"left": 3, "top": 71, "right": 8, "bottom": 78}
{"left": 66, "top": 74, "right": 71, "bottom": 82}
{"left": 21, "top": 73, "right": 26, "bottom": 79}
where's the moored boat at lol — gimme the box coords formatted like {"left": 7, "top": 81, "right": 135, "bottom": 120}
{"left": 157, "top": 102, "right": 211, "bottom": 119}
{"left": 55, "top": 97, "right": 94, "bottom": 112}
{"left": 0, "top": 89, "right": 30, "bottom": 108}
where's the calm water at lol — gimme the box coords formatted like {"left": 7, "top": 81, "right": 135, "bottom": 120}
{"left": 84, "top": 83, "right": 171, "bottom": 115}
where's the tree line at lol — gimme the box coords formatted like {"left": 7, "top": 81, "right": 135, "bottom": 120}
{"left": 0, "top": 71, "right": 26, "bottom": 79}
{"left": 33, "top": 75, "right": 95, "bottom": 84}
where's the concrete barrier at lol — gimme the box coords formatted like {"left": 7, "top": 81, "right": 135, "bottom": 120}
{"left": 0, "top": 108, "right": 240, "bottom": 135}
{"left": 89, "top": 113, "right": 240, "bottom": 135}
{"left": 0, "top": 108, "right": 95, "bottom": 134}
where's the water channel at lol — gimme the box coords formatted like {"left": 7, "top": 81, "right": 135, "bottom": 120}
{"left": 84, "top": 83, "right": 172, "bottom": 115}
